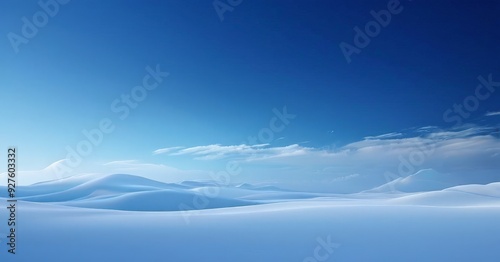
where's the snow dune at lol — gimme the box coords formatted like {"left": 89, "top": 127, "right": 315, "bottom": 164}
{"left": 365, "top": 169, "right": 459, "bottom": 193}
{"left": 0, "top": 173, "right": 499, "bottom": 261}
{"left": 1, "top": 174, "right": 325, "bottom": 211}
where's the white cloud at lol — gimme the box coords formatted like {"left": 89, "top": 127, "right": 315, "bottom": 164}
{"left": 486, "top": 111, "right": 500, "bottom": 116}
{"left": 153, "top": 146, "right": 185, "bottom": 155}
{"left": 153, "top": 143, "right": 313, "bottom": 161}
{"left": 426, "top": 127, "right": 493, "bottom": 139}
{"left": 364, "top": 132, "right": 402, "bottom": 140}
{"left": 155, "top": 127, "right": 499, "bottom": 169}
{"left": 153, "top": 127, "right": 500, "bottom": 188}
{"left": 416, "top": 126, "right": 438, "bottom": 132}
{"left": 161, "top": 144, "right": 270, "bottom": 160}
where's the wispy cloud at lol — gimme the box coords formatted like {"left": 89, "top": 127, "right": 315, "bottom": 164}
{"left": 417, "top": 126, "right": 438, "bottom": 132}
{"left": 426, "top": 127, "right": 493, "bottom": 139}
{"left": 153, "top": 146, "right": 185, "bottom": 155}
{"left": 156, "top": 126, "right": 499, "bottom": 160}
{"left": 153, "top": 143, "right": 314, "bottom": 161}
{"left": 485, "top": 111, "right": 500, "bottom": 117}
{"left": 147, "top": 126, "right": 500, "bottom": 192}
{"left": 364, "top": 132, "right": 402, "bottom": 140}
{"left": 159, "top": 144, "right": 271, "bottom": 160}
{"left": 155, "top": 126, "right": 500, "bottom": 177}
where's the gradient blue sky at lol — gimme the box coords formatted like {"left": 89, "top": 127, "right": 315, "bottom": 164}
{"left": 1, "top": 1, "right": 500, "bottom": 189}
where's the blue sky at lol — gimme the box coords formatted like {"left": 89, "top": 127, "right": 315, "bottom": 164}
{"left": 1, "top": 0, "right": 500, "bottom": 190}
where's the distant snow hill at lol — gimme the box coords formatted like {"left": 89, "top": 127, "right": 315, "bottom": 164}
{"left": 1, "top": 172, "right": 499, "bottom": 211}
{"left": 1, "top": 173, "right": 500, "bottom": 261}
{"left": 0, "top": 174, "right": 329, "bottom": 211}
{"left": 387, "top": 182, "right": 500, "bottom": 206}
{"left": 364, "top": 169, "right": 460, "bottom": 193}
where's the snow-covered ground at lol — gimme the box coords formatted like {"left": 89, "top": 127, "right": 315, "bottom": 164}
{"left": 1, "top": 174, "right": 499, "bottom": 261}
